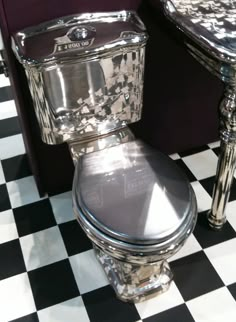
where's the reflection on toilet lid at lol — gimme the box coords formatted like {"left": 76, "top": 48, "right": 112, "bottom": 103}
{"left": 73, "top": 140, "right": 196, "bottom": 245}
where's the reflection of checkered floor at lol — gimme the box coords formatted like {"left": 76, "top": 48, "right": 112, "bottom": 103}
{"left": 1, "top": 73, "right": 236, "bottom": 322}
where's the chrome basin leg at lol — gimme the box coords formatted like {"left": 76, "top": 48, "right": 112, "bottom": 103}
{"left": 208, "top": 86, "right": 236, "bottom": 230}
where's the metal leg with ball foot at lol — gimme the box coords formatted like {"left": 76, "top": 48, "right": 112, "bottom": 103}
{"left": 208, "top": 87, "right": 236, "bottom": 230}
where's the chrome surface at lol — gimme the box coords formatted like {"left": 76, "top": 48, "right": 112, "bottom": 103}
{"left": 12, "top": 11, "right": 147, "bottom": 65}
{"left": 160, "top": 0, "right": 236, "bottom": 229}
{"left": 74, "top": 192, "right": 196, "bottom": 261}
{"left": 12, "top": 9, "right": 198, "bottom": 302}
{"left": 74, "top": 140, "right": 197, "bottom": 246}
{"left": 69, "top": 126, "right": 135, "bottom": 163}
{"left": 11, "top": 11, "right": 147, "bottom": 145}
{"left": 208, "top": 86, "right": 236, "bottom": 230}
{"left": 162, "top": 0, "right": 236, "bottom": 63}
{"left": 73, "top": 140, "right": 197, "bottom": 302}
{"left": 94, "top": 245, "right": 173, "bottom": 303}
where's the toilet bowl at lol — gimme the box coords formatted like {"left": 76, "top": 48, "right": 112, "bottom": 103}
{"left": 73, "top": 139, "right": 197, "bottom": 302}
{"left": 11, "top": 11, "right": 197, "bottom": 302}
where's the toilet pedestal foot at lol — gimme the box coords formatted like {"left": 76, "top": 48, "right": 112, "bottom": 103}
{"left": 93, "top": 245, "right": 173, "bottom": 303}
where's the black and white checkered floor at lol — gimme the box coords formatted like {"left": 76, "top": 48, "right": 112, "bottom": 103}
{"left": 1, "top": 72, "right": 236, "bottom": 322}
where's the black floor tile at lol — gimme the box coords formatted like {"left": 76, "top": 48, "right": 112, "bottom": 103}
{"left": 200, "top": 176, "right": 236, "bottom": 202}
{"left": 0, "top": 239, "right": 26, "bottom": 280}
{"left": 82, "top": 285, "right": 140, "bottom": 322}
{"left": 193, "top": 211, "right": 236, "bottom": 248}
{"left": 13, "top": 199, "right": 57, "bottom": 237}
{"left": 59, "top": 220, "right": 92, "bottom": 256}
{"left": 144, "top": 304, "right": 194, "bottom": 322}
{"left": 0, "top": 117, "right": 21, "bottom": 139}
{"left": 2, "top": 154, "right": 32, "bottom": 182}
{"left": 212, "top": 147, "right": 220, "bottom": 157}
{"left": 174, "top": 159, "right": 197, "bottom": 182}
{"left": 28, "top": 259, "right": 79, "bottom": 310}
{"left": 199, "top": 177, "right": 215, "bottom": 197}
{"left": 179, "top": 145, "right": 209, "bottom": 158}
{"left": 229, "top": 179, "right": 236, "bottom": 202}
{"left": 0, "top": 184, "right": 11, "bottom": 212}
{"left": 171, "top": 251, "right": 224, "bottom": 301}
{"left": 10, "top": 312, "right": 39, "bottom": 322}
{"left": 228, "top": 283, "right": 236, "bottom": 301}
{"left": 0, "top": 86, "right": 13, "bottom": 102}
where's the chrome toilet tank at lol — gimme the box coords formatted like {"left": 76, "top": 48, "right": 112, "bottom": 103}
{"left": 11, "top": 11, "right": 148, "bottom": 145}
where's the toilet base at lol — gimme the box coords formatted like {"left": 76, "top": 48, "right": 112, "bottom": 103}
{"left": 94, "top": 245, "right": 173, "bottom": 303}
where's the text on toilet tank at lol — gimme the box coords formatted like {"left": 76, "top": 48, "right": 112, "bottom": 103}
{"left": 55, "top": 39, "right": 93, "bottom": 52}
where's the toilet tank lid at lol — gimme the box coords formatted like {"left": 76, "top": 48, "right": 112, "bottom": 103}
{"left": 11, "top": 11, "right": 147, "bottom": 66}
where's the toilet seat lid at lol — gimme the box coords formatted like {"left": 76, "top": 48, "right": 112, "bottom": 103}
{"left": 73, "top": 140, "right": 196, "bottom": 246}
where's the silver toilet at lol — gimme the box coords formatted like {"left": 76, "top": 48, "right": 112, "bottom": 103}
{"left": 12, "top": 11, "right": 197, "bottom": 302}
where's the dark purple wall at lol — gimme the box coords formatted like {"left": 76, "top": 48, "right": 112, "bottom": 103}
{"left": 3, "top": 0, "right": 141, "bottom": 31}
{"left": 133, "top": 1, "right": 222, "bottom": 153}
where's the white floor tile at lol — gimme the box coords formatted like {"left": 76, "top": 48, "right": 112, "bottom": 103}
{"left": 169, "top": 234, "right": 202, "bottom": 262}
{"left": 169, "top": 153, "right": 180, "bottom": 160}
{"left": 204, "top": 238, "right": 236, "bottom": 286}
{"left": 0, "top": 161, "right": 5, "bottom": 184}
{"left": 182, "top": 150, "right": 218, "bottom": 180}
{"left": 208, "top": 141, "right": 220, "bottom": 149}
{"left": 70, "top": 249, "right": 109, "bottom": 294}
{"left": 187, "top": 287, "right": 236, "bottom": 322}
{"left": 191, "top": 181, "right": 212, "bottom": 212}
{"left": 0, "top": 100, "right": 17, "bottom": 120}
{"left": 0, "top": 209, "right": 18, "bottom": 244}
{"left": 0, "top": 273, "right": 36, "bottom": 321}
{"left": 20, "top": 226, "right": 68, "bottom": 271}
{"left": 7, "top": 176, "right": 42, "bottom": 208}
{"left": 38, "top": 296, "right": 89, "bottom": 322}
{"left": 0, "top": 134, "right": 25, "bottom": 160}
{"left": 50, "top": 191, "right": 74, "bottom": 224}
{"left": 0, "top": 74, "right": 10, "bottom": 88}
{"left": 135, "top": 282, "right": 184, "bottom": 319}
{"left": 227, "top": 201, "right": 236, "bottom": 231}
